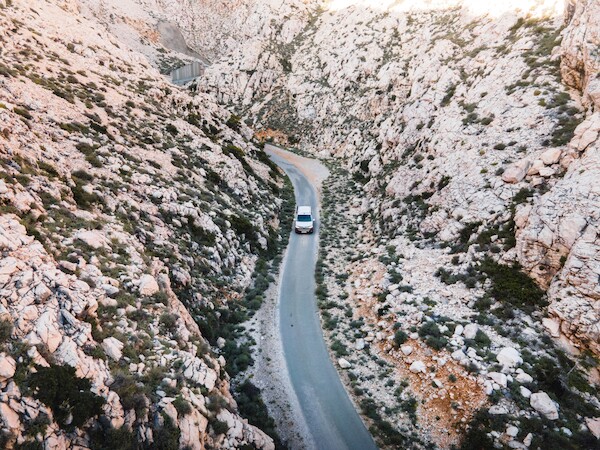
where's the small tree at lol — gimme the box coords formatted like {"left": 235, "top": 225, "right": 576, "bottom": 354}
{"left": 29, "top": 364, "right": 105, "bottom": 430}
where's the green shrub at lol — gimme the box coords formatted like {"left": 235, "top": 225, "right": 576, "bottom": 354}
{"left": 165, "top": 123, "right": 178, "bottom": 135}
{"left": 479, "top": 258, "right": 546, "bottom": 313}
{"left": 159, "top": 313, "right": 178, "bottom": 333}
{"left": 13, "top": 107, "right": 32, "bottom": 120}
{"left": 211, "top": 419, "right": 229, "bottom": 435}
{"left": 29, "top": 364, "right": 105, "bottom": 430}
{"left": 225, "top": 114, "right": 241, "bottom": 132}
{"left": 75, "top": 142, "right": 95, "bottom": 156}
{"left": 393, "top": 330, "right": 408, "bottom": 347}
{"left": 153, "top": 414, "right": 180, "bottom": 450}
{"left": 72, "top": 169, "right": 94, "bottom": 182}
{"left": 110, "top": 373, "right": 147, "bottom": 415}
{"left": 460, "top": 409, "right": 499, "bottom": 450}
{"left": 172, "top": 396, "right": 192, "bottom": 416}
{"left": 441, "top": 84, "right": 456, "bottom": 106}
{"left": 234, "top": 380, "right": 284, "bottom": 448}
{"left": 418, "top": 321, "right": 447, "bottom": 350}
{"left": 229, "top": 215, "right": 255, "bottom": 242}
{"left": 71, "top": 184, "right": 102, "bottom": 210}
{"left": 0, "top": 319, "right": 13, "bottom": 343}
{"left": 89, "top": 425, "right": 136, "bottom": 450}
{"left": 38, "top": 161, "right": 58, "bottom": 178}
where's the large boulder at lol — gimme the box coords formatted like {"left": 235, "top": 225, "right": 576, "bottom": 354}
{"left": 539, "top": 148, "right": 562, "bottom": 165}
{"left": 496, "top": 347, "right": 522, "bottom": 369}
{"left": 585, "top": 417, "right": 600, "bottom": 439}
{"left": 138, "top": 275, "right": 159, "bottom": 296}
{"left": 530, "top": 391, "right": 559, "bottom": 420}
{"left": 409, "top": 360, "right": 426, "bottom": 373}
{"left": 102, "top": 337, "right": 124, "bottom": 361}
{"left": 75, "top": 230, "right": 108, "bottom": 250}
{"left": 338, "top": 358, "right": 351, "bottom": 369}
{"left": 502, "top": 159, "right": 531, "bottom": 183}
{"left": 463, "top": 323, "right": 479, "bottom": 340}
{"left": 0, "top": 355, "right": 16, "bottom": 381}
{"left": 0, "top": 402, "right": 20, "bottom": 430}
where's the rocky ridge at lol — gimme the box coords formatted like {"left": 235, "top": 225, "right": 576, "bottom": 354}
{"left": 163, "top": 0, "right": 600, "bottom": 447}
{"left": 0, "top": 0, "right": 284, "bottom": 448}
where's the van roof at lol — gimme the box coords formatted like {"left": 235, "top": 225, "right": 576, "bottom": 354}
{"left": 297, "top": 206, "right": 312, "bottom": 215}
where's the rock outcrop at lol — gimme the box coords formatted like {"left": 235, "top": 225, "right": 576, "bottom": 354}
{"left": 0, "top": 0, "right": 279, "bottom": 447}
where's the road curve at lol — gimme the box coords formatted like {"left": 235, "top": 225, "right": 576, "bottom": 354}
{"left": 266, "top": 145, "right": 378, "bottom": 450}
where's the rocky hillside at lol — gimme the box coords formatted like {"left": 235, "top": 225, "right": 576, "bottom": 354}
{"left": 172, "top": 0, "right": 600, "bottom": 448}
{"left": 195, "top": 0, "right": 600, "bottom": 361}
{"left": 0, "top": 0, "right": 286, "bottom": 448}
{"left": 2, "top": 0, "right": 600, "bottom": 449}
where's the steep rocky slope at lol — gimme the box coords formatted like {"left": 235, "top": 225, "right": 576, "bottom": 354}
{"left": 196, "top": 0, "right": 600, "bottom": 359}
{"left": 2, "top": 0, "right": 600, "bottom": 449}
{"left": 0, "top": 0, "right": 285, "bottom": 448}
{"left": 180, "top": 0, "right": 600, "bottom": 448}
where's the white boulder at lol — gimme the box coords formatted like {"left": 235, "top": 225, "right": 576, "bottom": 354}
{"left": 75, "top": 230, "right": 108, "bottom": 250}
{"left": 496, "top": 347, "right": 522, "bottom": 369}
{"left": 585, "top": 417, "right": 600, "bottom": 439}
{"left": 401, "top": 345, "right": 413, "bottom": 355}
{"left": 502, "top": 159, "right": 531, "bottom": 183}
{"left": 488, "top": 372, "right": 508, "bottom": 388}
{"left": 338, "top": 358, "right": 351, "bottom": 369}
{"left": 138, "top": 274, "right": 159, "bottom": 296}
{"left": 102, "top": 337, "right": 124, "bottom": 361}
{"left": 463, "top": 323, "right": 479, "bottom": 340}
{"left": 540, "top": 148, "right": 561, "bottom": 165}
{"left": 409, "top": 360, "right": 426, "bottom": 373}
{"left": 530, "top": 392, "right": 559, "bottom": 420}
{"left": 0, "top": 355, "right": 16, "bottom": 381}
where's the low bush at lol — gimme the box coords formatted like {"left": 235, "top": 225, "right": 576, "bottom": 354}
{"left": 393, "top": 330, "right": 408, "bottom": 347}
{"left": 418, "top": 321, "right": 447, "bottom": 350}
{"left": 172, "top": 396, "right": 192, "bottom": 416}
{"left": 153, "top": 414, "right": 180, "bottom": 450}
{"left": 89, "top": 425, "right": 136, "bottom": 450}
{"left": 0, "top": 319, "right": 12, "bottom": 343}
{"left": 110, "top": 372, "right": 147, "bottom": 416}
{"left": 235, "top": 380, "right": 285, "bottom": 448}
{"left": 479, "top": 258, "right": 546, "bottom": 313}
{"left": 211, "top": 419, "right": 229, "bottom": 435}
{"left": 29, "top": 364, "right": 105, "bottom": 430}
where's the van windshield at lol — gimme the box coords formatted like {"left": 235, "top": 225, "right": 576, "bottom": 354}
{"left": 297, "top": 215, "right": 312, "bottom": 222}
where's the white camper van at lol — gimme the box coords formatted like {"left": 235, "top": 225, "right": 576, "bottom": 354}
{"left": 294, "top": 205, "right": 314, "bottom": 234}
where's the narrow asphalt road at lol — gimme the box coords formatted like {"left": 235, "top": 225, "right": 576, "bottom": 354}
{"left": 267, "top": 146, "right": 378, "bottom": 450}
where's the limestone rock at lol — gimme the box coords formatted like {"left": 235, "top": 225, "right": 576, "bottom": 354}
{"left": 585, "top": 417, "right": 600, "bottom": 439}
{"left": 338, "top": 358, "right": 351, "bottom": 369}
{"left": 138, "top": 275, "right": 159, "bottom": 296}
{"left": 463, "top": 323, "right": 479, "bottom": 340}
{"left": 75, "top": 230, "right": 108, "bottom": 250}
{"left": 409, "top": 360, "right": 426, "bottom": 374}
{"left": 0, "top": 402, "right": 20, "bottom": 430}
{"left": 530, "top": 392, "right": 559, "bottom": 420}
{"left": 102, "top": 337, "right": 124, "bottom": 361}
{"left": 489, "top": 372, "right": 507, "bottom": 388}
{"left": 540, "top": 148, "right": 562, "bottom": 165}
{"left": 520, "top": 386, "right": 532, "bottom": 398}
{"left": 401, "top": 345, "right": 413, "bottom": 356}
{"left": 502, "top": 160, "right": 531, "bottom": 184}
{"left": 0, "top": 355, "right": 16, "bottom": 381}
{"left": 496, "top": 347, "right": 523, "bottom": 369}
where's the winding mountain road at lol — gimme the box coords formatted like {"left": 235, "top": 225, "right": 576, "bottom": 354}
{"left": 266, "top": 145, "right": 378, "bottom": 450}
